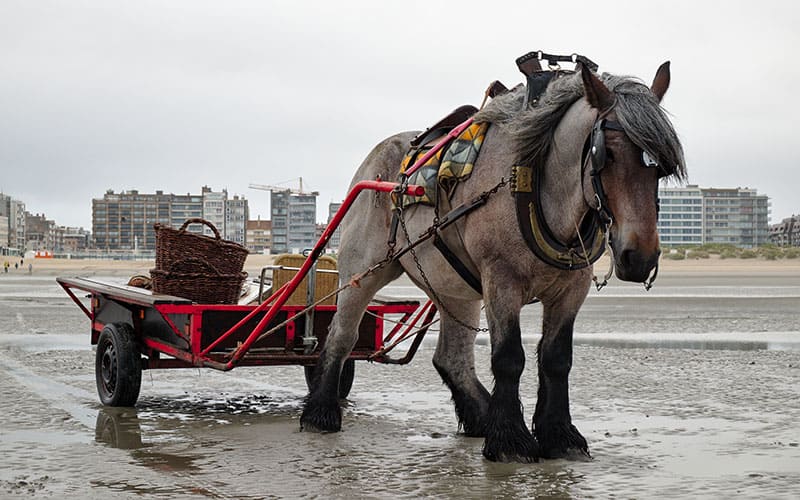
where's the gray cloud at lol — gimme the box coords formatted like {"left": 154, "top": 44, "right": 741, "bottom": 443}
{"left": 1, "top": 0, "right": 798, "bottom": 228}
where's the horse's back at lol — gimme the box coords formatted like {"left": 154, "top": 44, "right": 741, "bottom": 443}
{"left": 349, "top": 131, "right": 418, "bottom": 189}
{"left": 336, "top": 131, "right": 419, "bottom": 265}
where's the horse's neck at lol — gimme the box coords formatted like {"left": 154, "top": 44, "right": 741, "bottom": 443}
{"left": 540, "top": 145, "right": 588, "bottom": 243}
{"left": 539, "top": 102, "right": 595, "bottom": 243}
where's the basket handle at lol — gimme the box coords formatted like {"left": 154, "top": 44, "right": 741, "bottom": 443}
{"left": 168, "top": 257, "right": 221, "bottom": 276}
{"left": 179, "top": 218, "right": 221, "bottom": 240}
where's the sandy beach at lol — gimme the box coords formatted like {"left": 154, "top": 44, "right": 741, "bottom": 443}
{"left": 15, "top": 253, "right": 800, "bottom": 278}
{"left": 1, "top": 256, "right": 798, "bottom": 498}
{"left": 11, "top": 254, "right": 281, "bottom": 278}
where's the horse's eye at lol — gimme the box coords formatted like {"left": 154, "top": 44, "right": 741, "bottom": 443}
{"left": 605, "top": 149, "right": 615, "bottom": 163}
{"left": 642, "top": 150, "right": 658, "bottom": 168}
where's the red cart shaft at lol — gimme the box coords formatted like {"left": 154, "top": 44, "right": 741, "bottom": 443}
{"left": 201, "top": 180, "right": 424, "bottom": 369}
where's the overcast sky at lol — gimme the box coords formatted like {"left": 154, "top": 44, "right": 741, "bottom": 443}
{"left": 1, "top": 1, "right": 798, "bottom": 229}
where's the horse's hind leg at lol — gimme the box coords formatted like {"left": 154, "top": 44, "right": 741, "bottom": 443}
{"left": 432, "top": 300, "right": 490, "bottom": 437}
{"left": 481, "top": 278, "right": 539, "bottom": 462}
{"left": 533, "top": 292, "right": 590, "bottom": 459}
{"left": 300, "top": 263, "right": 402, "bottom": 432}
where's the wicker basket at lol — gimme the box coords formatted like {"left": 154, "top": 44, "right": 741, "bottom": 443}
{"left": 154, "top": 218, "right": 248, "bottom": 275}
{"left": 150, "top": 258, "right": 247, "bottom": 304}
{"left": 271, "top": 254, "right": 338, "bottom": 306}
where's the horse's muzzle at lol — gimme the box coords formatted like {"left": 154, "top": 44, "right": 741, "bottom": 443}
{"left": 615, "top": 248, "right": 660, "bottom": 283}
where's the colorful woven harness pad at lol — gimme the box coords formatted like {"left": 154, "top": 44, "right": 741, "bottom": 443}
{"left": 394, "top": 122, "right": 489, "bottom": 208}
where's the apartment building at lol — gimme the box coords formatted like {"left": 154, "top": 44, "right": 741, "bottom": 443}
{"left": 92, "top": 187, "right": 248, "bottom": 251}
{"left": 270, "top": 190, "right": 318, "bottom": 254}
{"left": 770, "top": 215, "right": 800, "bottom": 247}
{"left": 25, "top": 213, "right": 56, "bottom": 252}
{"left": 246, "top": 219, "right": 271, "bottom": 254}
{"left": 0, "top": 194, "right": 26, "bottom": 253}
{"left": 657, "top": 185, "right": 703, "bottom": 246}
{"left": 92, "top": 190, "right": 172, "bottom": 251}
{"left": 702, "top": 187, "right": 770, "bottom": 248}
{"left": 327, "top": 201, "right": 343, "bottom": 252}
{"left": 657, "top": 185, "right": 770, "bottom": 248}
{"left": 0, "top": 215, "right": 8, "bottom": 255}
{"left": 225, "top": 195, "right": 248, "bottom": 246}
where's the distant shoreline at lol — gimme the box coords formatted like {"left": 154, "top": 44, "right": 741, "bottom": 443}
{"left": 3, "top": 254, "right": 799, "bottom": 278}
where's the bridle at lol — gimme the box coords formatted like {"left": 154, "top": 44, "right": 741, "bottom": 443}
{"left": 580, "top": 105, "right": 663, "bottom": 290}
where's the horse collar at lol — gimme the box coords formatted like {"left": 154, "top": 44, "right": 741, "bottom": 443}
{"left": 510, "top": 164, "right": 607, "bottom": 270}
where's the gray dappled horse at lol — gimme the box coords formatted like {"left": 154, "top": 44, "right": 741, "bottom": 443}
{"left": 301, "top": 63, "right": 685, "bottom": 462}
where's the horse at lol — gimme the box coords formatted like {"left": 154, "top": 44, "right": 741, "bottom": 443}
{"left": 301, "top": 62, "right": 686, "bottom": 463}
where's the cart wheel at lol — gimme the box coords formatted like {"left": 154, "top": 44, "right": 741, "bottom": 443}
{"left": 96, "top": 323, "right": 142, "bottom": 407}
{"left": 304, "top": 359, "right": 355, "bottom": 399}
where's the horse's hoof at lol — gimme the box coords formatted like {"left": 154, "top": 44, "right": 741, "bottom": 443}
{"left": 460, "top": 414, "right": 488, "bottom": 438}
{"left": 561, "top": 447, "right": 593, "bottom": 461}
{"left": 482, "top": 422, "right": 540, "bottom": 463}
{"left": 462, "top": 424, "right": 487, "bottom": 439}
{"left": 300, "top": 399, "right": 342, "bottom": 433}
{"left": 535, "top": 422, "right": 590, "bottom": 460}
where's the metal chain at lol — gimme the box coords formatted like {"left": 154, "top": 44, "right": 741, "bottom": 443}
{"left": 394, "top": 177, "right": 508, "bottom": 333}
{"left": 397, "top": 204, "right": 487, "bottom": 332}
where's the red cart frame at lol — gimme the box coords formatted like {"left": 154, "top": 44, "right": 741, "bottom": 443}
{"left": 58, "top": 180, "right": 437, "bottom": 405}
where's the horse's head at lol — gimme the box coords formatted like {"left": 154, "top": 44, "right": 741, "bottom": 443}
{"left": 580, "top": 63, "right": 685, "bottom": 284}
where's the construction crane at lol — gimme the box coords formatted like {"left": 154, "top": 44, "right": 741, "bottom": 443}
{"left": 248, "top": 177, "right": 319, "bottom": 195}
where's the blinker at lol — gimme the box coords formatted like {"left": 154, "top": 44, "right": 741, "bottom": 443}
{"left": 590, "top": 121, "right": 606, "bottom": 173}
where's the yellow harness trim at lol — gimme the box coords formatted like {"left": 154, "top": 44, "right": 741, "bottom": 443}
{"left": 511, "top": 164, "right": 607, "bottom": 269}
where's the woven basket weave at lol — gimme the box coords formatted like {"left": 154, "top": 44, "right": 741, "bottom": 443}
{"left": 271, "top": 254, "right": 338, "bottom": 306}
{"left": 154, "top": 218, "right": 248, "bottom": 275}
{"left": 150, "top": 258, "right": 247, "bottom": 304}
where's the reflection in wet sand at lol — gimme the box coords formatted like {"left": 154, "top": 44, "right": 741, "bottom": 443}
{"left": 95, "top": 407, "right": 144, "bottom": 450}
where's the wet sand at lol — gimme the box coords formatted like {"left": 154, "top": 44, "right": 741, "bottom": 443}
{"left": 1, "top": 259, "right": 798, "bottom": 498}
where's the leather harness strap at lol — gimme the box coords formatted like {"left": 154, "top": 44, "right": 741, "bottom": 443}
{"left": 511, "top": 164, "right": 607, "bottom": 270}
{"left": 432, "top": 195, "right": 484, "bottom": 295}
{"left": 582, "top": 117, "right": 625, "bottom": 225}
{"left": 433, "top": 233, "right": 483, "bottom": 295}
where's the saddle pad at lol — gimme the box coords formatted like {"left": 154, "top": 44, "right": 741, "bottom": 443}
{"left": 394, "top": 122, "right": 489, "bottom": 208}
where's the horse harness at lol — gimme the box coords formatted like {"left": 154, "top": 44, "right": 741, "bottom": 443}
{"left": 387, "top": 51, "right": 663, "bottom": 299}
{"left": 512, "top": 52, "right": 663, "bottom": 290}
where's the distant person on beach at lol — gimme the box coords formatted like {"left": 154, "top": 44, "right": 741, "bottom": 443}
{"left": 3, "top": 261, "right": 8, "bottom": 273}
{"left": 28, "top": 263, "right": 32, "bottom": 274}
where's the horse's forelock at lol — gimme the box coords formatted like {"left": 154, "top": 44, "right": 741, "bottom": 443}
{"left": 473, "top": 71, "right": 686, "bottom": 181}
{"left": 602, "top": 75, "right": 687, "bottom": 181}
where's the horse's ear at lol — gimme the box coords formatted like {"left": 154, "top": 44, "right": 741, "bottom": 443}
{"left": 580, "top": 64, "right": 614, "bottom": 112}
{"left": 651, "top": 61, "right": 671, "bottom": 102}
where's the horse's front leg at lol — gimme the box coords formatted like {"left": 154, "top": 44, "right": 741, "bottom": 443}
{"left": 534, "top": 291, "right": 591, "bottom": 459}
{"left": 482, "top": 283, "right": 539, "bottom": 462}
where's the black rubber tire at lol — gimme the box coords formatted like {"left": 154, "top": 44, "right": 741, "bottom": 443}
{"left": 304, "top": 358, "right": 355, "bottom": 399}
{"left": 95, "top": 323, "right": 142, "bottom": 407}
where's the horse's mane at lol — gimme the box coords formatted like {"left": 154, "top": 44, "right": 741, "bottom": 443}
{"left": 473, "top": 72, "right": 686, "bottom": 181}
